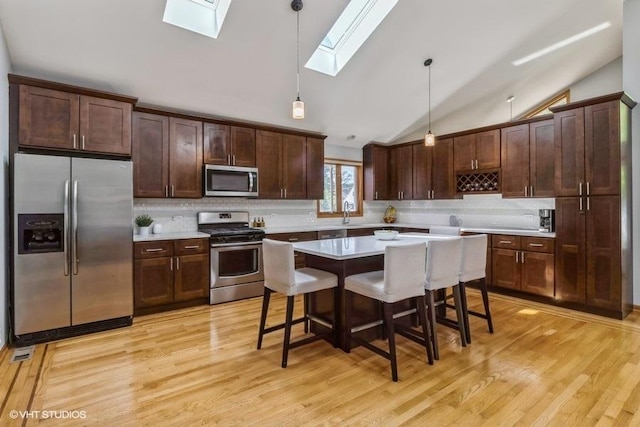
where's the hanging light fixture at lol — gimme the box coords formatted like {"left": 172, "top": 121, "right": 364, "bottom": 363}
{"left": 506, "top": 95, "right": 515, "bottom": 121}
{"left": 292, "top": 0, "right": 304, "bottom": 119}
{"left": 424, "top": 58, "right": 435, "bottom": 146}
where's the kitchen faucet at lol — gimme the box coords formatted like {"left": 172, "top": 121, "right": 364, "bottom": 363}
{"left": 343, "top": 201, "right": 350, "bottom": 224}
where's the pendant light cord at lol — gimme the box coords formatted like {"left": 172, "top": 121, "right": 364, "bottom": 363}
{"left": 428, "top": 63, "right": 431, "bottom": 132}
{"left": 296, "top": 10, "right": 300, "bottom": 100}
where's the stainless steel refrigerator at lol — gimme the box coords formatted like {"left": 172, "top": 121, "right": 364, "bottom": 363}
{"left": 13, "top": 153, "right": 133, "bottom": 343}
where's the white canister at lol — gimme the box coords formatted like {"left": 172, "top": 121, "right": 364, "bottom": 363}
{"left": 152, "top": 223, "right": 163, "bottom": 234}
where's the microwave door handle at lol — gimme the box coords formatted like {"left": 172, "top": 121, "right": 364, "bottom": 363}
{"left": 249, "top": 172, "right": 254, "bottom": 192}
{"left": 63, "top": 180, "right": 70, "bottom": 276}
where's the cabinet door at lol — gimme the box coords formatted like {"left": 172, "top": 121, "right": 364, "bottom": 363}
{"left": 306, "top": 137, "right": 325, "bottom": 200}
{"left": 19, "top": 85, "right": 79, "bottom": 149}
{"left": 174, "top": 254, "right": 210, "bottom": 302}
{"left": 412, "top": 143, "right": 432, "bottom": 199}
{"left": 363, "top": 145, "right": 389, "bottom": 200}
{"left": 521, "top": 252, "right": 554, "bottom": 297}
{"left": 586, "top": 196, "right": 621, "bottom": 310}
{"left": 132, "top": 112, "right": 169, "bottom": 198}
{"left": 453, "top": 134, "right": 474, "bottom": 171}
{"left": 203, "top": 123, "right": 230, "bottom": 165}
{"left": 475, "top": 129, "right": 501, "bottom": 169}
{"left": 282, "top": 134, "right": 307, "bottom": 199}
{"left": 501, "top": 124, "right": 529, "bottom": 198}
{"left": 134, "top": 258, "right": 174, "bottom": 308}
{"left": 390, "top": 145, "right": 412, "bottom": 199}
{"left": 585, "top": 101, "right": 620, "bottom": 196}
{"left": 554, "top": 108, "right": 585, "bottom": 197}
{"left": 231, "top": 126, "right": 256, "bottom": 167}
{"left": 492, "top": 248, "right": 520, "bottom": 290}
{"left": 256, "top": 130, "right": 283, "bottom": 199}
{"left": 529, "top": 119, "right": 555, "bottom": 197}
{"left": 555, "top": 197, "right": 586, "bottom": 304}
{"left": 79, "top": 96, "right": 132, "bottom": 155}
{"left": 169, "top": 118, "right": 203, "bottom": 198}
{"left": 432, "top": 138, "right": 455, "bottom": 199}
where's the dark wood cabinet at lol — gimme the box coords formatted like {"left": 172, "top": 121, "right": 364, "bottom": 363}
{"left": 267, "top": 231, "right": 318, "bottom": 269}
{"left": 555, "top": 197, "right": 587, "bottom": 304}
{"left": 306, "top": 137, "right": 325, "bottom": 200}
{"left": 363, "top": 144, "right": 389, "bottom": 200}
{"left": 431, "top": 138, "right": 455, "bottom": 199}
{"left": 529, "top": 119, "right": 555, "bottom": 197}
{"left": 412, "top": 143, "right": 431, "bottom": 200}
{"left": 256, "top": 131, "right": 320, "bottom": 199}
{"left": 454, "top": 129, "right": 500, "bottom": 171}
{"left": 390, "top": 145, "right": 412, "bottom": 200}
{"left": 492, "top": 234, "right": 554, "bottom": 297}
{"left": 18, "top": 85, "right": 132, "bottom": 155}
{"left": 203, "top": 123, "right": 256, "bottom": 167}
{"left": 554, "top": 108, "right": 585, "bottom": 197}
{"left": 134, "top": 238, "right": 209, "bottom": 314}
{"left": 501, "top": 124, "right": 530, "bottom": 198}
{"left": 133, "top": 113, "right": 202, "bottom": 198}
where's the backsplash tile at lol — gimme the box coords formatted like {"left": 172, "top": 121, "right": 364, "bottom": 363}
{"left": 134, "top": 194, "right": 555, "bottom": 233}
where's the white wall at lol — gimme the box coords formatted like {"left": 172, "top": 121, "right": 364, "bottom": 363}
{"left": 324, "top": 143, "right": 362, "bottom": 162}
{"left": 623, "top": 0, "right": 640, "bottom": 305}
{"left": 570, "top": 56, "right": 622, "bottom": 102}
{"left": 0, "top": 19, "right": 11, "bottom": 350}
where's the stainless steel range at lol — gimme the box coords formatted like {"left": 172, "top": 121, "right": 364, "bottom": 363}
{"left": 198, "top": 212, "right": 265, "bottom": 304}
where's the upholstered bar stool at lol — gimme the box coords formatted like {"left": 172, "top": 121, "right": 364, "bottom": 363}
{"left": 344, "top": 242, "right": 432, "bottom": 382}
{"left": 428, "top": 225, "right": 461, "bottom": 235}
{"left": 458, "top": 234, "right": 493, "bottom": 344}
{"left": 424, "top": 237, "right": 465, "bottom": 360}
{"left": 257, "top": 239, "right": 338, "bottom": 368}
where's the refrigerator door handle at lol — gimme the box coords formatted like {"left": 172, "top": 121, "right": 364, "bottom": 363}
{"left": 72, "top": 180, "right": 79, "bottom": 275}
{"left": 64, "top": 180, "right": 70, "bottom": 276}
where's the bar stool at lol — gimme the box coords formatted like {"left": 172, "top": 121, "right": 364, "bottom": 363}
{"left": 424, "top": 237, "right": 465, "bottom": 360}
{"left": 458, "top": 234, "right": 493, "bottom": 344}
{"left": 344, "top": 242, "right": 432, "bottom": 382}
{"left": 428, "top": 225, "right": 461, "bottom": 235}
{"left": 257, "top": 239, "right": 338, "bottom": 368}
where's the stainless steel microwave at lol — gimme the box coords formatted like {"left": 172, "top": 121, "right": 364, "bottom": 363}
{"left": 204, "top": 165, "right": 259, "bottom": 197}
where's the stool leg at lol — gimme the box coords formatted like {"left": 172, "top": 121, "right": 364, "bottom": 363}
{"left": 345, "top": 290, "right": 353, "bottom": 353}
{"left": 416, "top": 295, "right": 434, "bottom": 365}
{"left": 383, "top": 302, "right": 398, "bottom": 382}
{"left": 282, "top": 295, "right": 295, "bottom": 368}
{"left": 459, "top": 282, "right": 471, "bottom": 344}
{"left": 480, "top": 277, "right": 494, "bottom": 333}
{"left": 452, "top": 285, "right": 467, "bottom": 347}
{"left": 426, "top": 290, "right": 439, "bottom": 360}
{"left": 257, "top": 287, "right": 271, "bottom": 350}
{"left": 304, "top": 293, "right": 309, "bottom": 334}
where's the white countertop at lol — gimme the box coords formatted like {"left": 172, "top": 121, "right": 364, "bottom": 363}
{"left": 133, "top": 231, "right": 210, "bottom": 242}
{"left": 291, "top": 234, "right": 458, "bottom": 260}
{"left": 263, "top": 222, "right": 555, "bottom": 238}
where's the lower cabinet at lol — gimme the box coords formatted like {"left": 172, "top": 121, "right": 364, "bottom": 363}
{"left": 492, "top": 235, "right": 554, "bottom": 297}
{"left": 134, "top": 238, "right": 209, "bottom": 314}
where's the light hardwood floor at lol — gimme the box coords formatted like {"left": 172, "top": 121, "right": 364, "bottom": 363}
{"left": 1, "top": 291, "right": 640, "bottom": 426}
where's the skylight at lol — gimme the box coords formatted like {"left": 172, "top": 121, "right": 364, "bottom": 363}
{"left": 163, "top": 0, "right": 231, "bottom": 39}
{"left": 306, "top": 0, "right": 399, "bottom": 77}
{"left": 513, "top": 22, "right": 611, "bottom": 66}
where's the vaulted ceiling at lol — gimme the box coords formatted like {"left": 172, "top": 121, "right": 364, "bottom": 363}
{"left": 0, "top": 0, "right": 622, "bottom": 148}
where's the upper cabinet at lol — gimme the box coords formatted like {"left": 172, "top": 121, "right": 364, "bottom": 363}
{"left": 12, "top": 76, "right": 136, "bottom": 156}
{"left": 306, "top": 137, "right": 325, "bottom": 200}
{"left": 203, "top": 123, "right": 256, "bottom": 167}
{"left": 363, "top": 144, "right": 389, "bottom": 201}
{"left": 500, "top": 120, "right": 554, "bottom": 198}
{"left": 412, "top": 139, "right": 455, "bottom": 200}
{"left": 390, "top": 145, "right": 413, "bottom": 200}
{"left": 454, "top": 129, "right": 500, "bottom": 171}
{"left": 132, "top": 112, "right": 202, "bottom": 198}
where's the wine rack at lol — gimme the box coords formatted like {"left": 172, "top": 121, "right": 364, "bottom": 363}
{"left": 456, "top": 169, "right": 500, "bottom": 193}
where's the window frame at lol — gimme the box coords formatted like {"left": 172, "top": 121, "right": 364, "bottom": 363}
{"left": 317, "top": 158, "right": 364, "bottom": 219}
{"left": 520, "top": 89, "right": 570, "bottom": 119}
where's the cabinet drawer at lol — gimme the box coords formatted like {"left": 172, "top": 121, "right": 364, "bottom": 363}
{"left": 492, "top": 235, "right": 521, "bottom": 249}
{"left": 175, "top": 238, "right": 209, "bottom": 256}
{"left": 134, "top": 241, "right": 174, "bottom": 259}
{"left": 267, "top": 231, "right": 317, "bottom": 242}
{"left": 522, "top": 237, "right": 554, "bottom": 253}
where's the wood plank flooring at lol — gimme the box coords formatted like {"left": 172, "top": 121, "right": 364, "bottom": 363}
{"left": 1, "top": 290, "right": 640, "bottom": 426}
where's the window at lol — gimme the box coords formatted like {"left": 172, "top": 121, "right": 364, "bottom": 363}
{"left": 163, "top": 0, "right": 232, "bottom": 39}
{"left": 318, "top": 160, "right": 363, "bottom": 218}
{"left": 521, "top": 90, "right": 570, "bottom": 119}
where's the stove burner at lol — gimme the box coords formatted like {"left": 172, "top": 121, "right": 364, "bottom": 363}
{"left": 197, "top": 211, "right": 265, "bottom": 244}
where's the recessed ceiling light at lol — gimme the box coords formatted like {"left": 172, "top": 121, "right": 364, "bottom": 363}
{"left": 506, "top": 96, "right": 515, "bottom": 103}
{"left": 512, "top": 22, "right": 611, "bottom": 66}
{"left": 346, "top": 135, "right": 356, "bottom": 141}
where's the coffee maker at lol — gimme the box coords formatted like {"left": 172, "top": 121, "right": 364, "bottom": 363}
{"left": 539, "top": 209, "right": 555, "bottom": 232}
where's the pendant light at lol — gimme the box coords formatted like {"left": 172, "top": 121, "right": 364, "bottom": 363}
{"left": 506, "top": 95, "right": 515, "bottom": 121}
{"left": 292, "top": 0, "right": 304, "bottom": 119}
{"left": 424, "top": 58, "right": 435, "bottom": 146}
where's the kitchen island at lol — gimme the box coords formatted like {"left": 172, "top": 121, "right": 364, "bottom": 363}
{"left": 292, "top": 234, "right": 456, "bottom": 350}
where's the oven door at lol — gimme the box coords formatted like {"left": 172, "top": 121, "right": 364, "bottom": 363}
{"left": 210, "top": 242, "right": 263, "bottom": 288}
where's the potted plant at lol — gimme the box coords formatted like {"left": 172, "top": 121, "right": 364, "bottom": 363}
{"left": 135, "top": 214, "right": 153, "bottom": 236}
